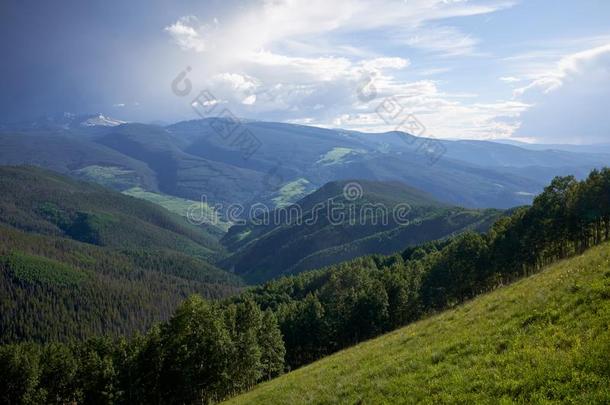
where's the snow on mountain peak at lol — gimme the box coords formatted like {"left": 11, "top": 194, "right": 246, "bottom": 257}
{"left": 80, "top": 114, "right": 125, "bottom": 127}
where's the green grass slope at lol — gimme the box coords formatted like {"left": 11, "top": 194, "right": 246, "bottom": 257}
{"left": 226, "top": 242, "right": 610, "bottom": 404}
{"left": 122, "top": 186, "right": 232, "bottom": 236}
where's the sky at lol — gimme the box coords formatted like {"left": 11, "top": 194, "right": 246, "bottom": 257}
{"left": 1, "top": 0, "right": 610, "bottom": 143}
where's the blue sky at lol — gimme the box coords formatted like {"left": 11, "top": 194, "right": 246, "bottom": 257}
{"left": 1, "top": 0, "right": 610, "bottom": 143}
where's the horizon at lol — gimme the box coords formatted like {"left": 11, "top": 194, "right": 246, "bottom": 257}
{"left": 6, "top": 110, "right": 610, "bottom": 146}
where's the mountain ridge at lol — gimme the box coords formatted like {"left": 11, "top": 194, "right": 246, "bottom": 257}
{"left": 221, "top": 179, "right": 503, "bottom": 282}
{"left": 2, "top": 117, "right": 609, "bottom": 210}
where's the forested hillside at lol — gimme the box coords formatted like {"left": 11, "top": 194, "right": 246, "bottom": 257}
{"left": 0, "top": 166, "right": 242, "bottom": 343}
{"left": 95, "top": 123, "right": 265, "bottom": 205}
{"left": 0, "top": 166, "right": 223, "bottom": 258}
{"left": 222, "top": 180, "right": 502, "bottom": 282}
{"left": 0, "top": 132, "right": 158, "bottom": 190}
{"left": 1, "top": 168, "right": 610, "bottom": 404}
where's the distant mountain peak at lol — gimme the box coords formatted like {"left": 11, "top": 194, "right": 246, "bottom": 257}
{"left": 0, "top": 112, "right": 128, "bottom": 131}
{"left": 80, "top": 113, "right": 125, "bottom": 127}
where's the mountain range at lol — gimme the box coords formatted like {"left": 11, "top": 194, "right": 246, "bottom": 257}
{"left": 2, "top": 113, "right": 609, "bottom": 212}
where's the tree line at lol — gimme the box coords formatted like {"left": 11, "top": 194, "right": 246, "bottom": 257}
{"left": 2, "top": 168, "right": 610, "bottom": 403}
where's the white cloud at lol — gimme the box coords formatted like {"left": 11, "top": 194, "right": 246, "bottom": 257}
{"left": 246, "top": 51, "right": 355, "bottom": 80}
{"left": 164, "top": 16, "right": 210, "bottom": 52}
{"left": 417, "top": 67, "right": 452, "bottom": 76}
{"left": 214, "top": 73, "right": 259, "bottom": 92}
{"left": 324, "top": 91, "right": 529, "bottom": 139}
{"left": 515, "top": 43, "right": 610, "bottom": 142}
{"left": 514, "top": 43, "right": 610, "bottom": 100}
{"left": 242, "top": 94, "right": 257, "bottom": 105}
{"left": 402, "top": 25, "right": 480, "bottom": 56}
{"left": 164, "top": 0, "right": 511, "bottom": 58}
{"left": 163, "top": 0, "right": 522, "bottom": 139}
{"left": 510, "top": 46, "right": 610, "bottom": 97}
{"left": 361, "top": 57, "right": 410, "bottom": 70}
{"left": 209, "top": 73, "right": 260, "bottom": 106}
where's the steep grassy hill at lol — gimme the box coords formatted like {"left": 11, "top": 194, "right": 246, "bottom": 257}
{"left": 226, "top": 242, "right": 610, "bottom": 404}
{"left": 222, "top": 180, "right": 502, "bottom": 282}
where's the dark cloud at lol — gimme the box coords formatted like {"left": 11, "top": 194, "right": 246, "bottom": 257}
{"left": 0, "top": 0, "right": 223, "bottom": 122}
